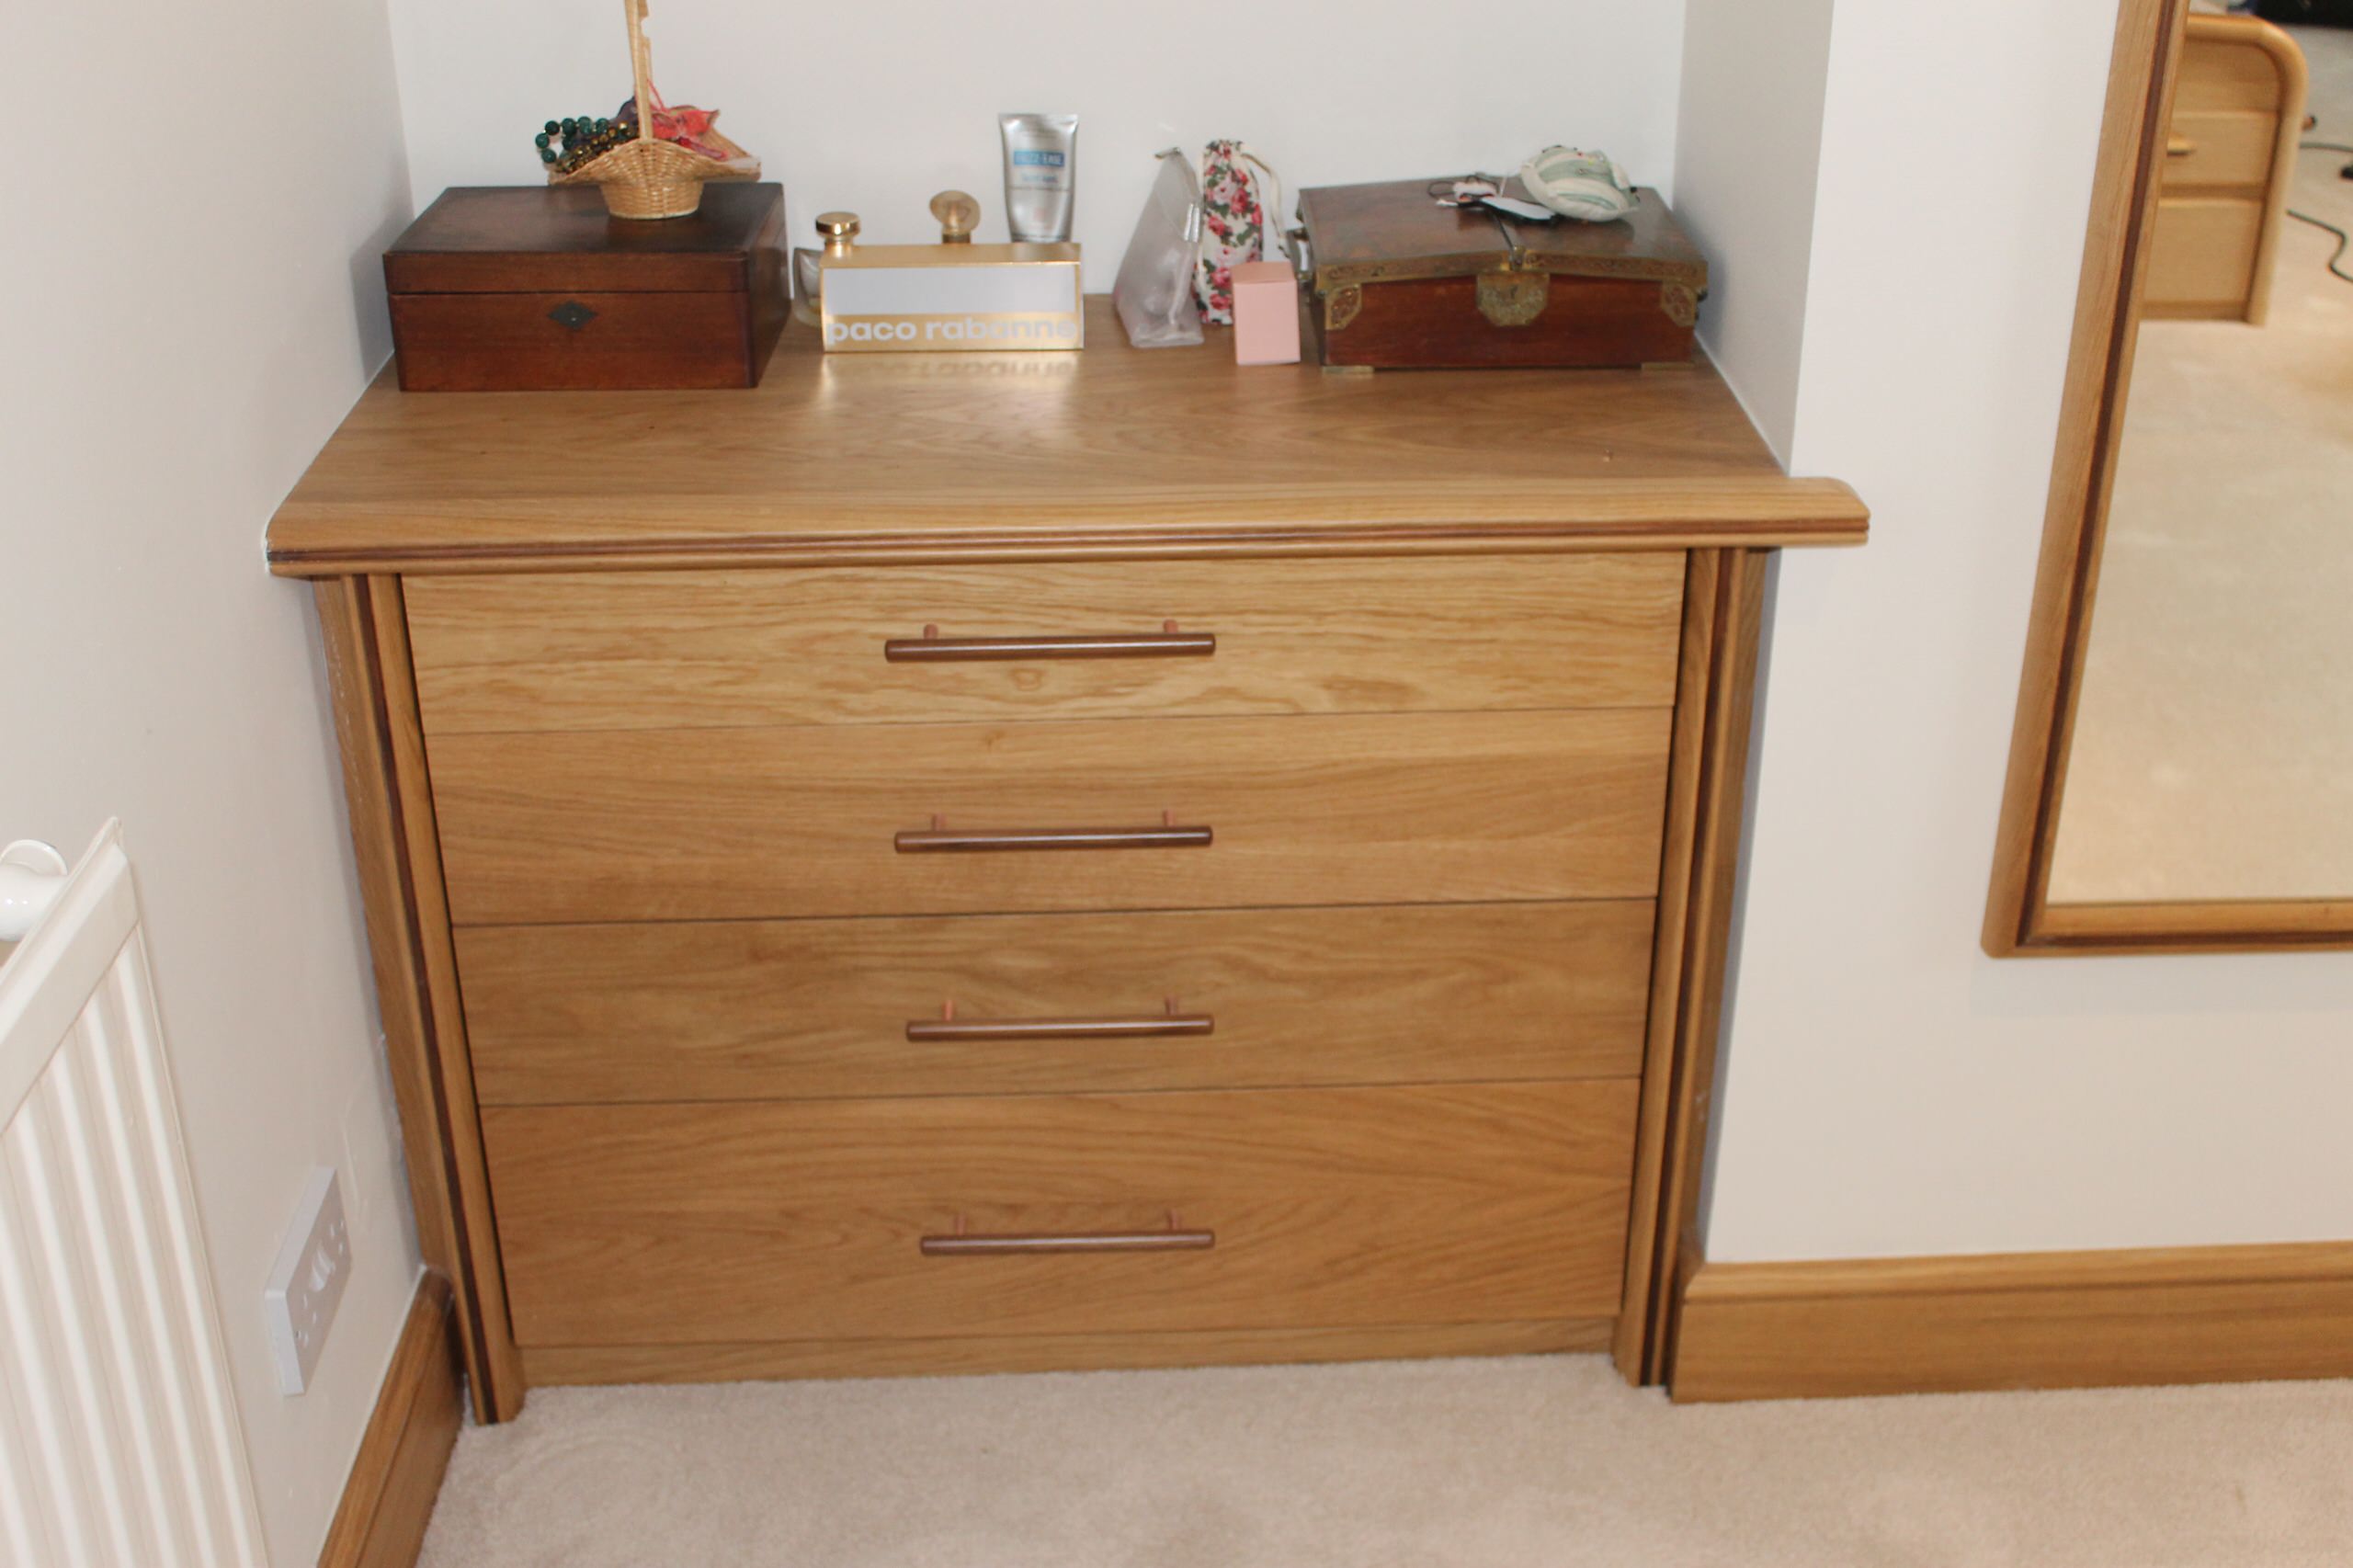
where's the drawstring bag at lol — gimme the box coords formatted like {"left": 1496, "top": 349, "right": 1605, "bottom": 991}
{"left": 1195, "top": 141, "right": 1283, "bottom": 325}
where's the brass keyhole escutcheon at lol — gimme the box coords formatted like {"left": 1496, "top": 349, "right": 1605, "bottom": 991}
{"left": 1476, "top": 267, "right": 1550, "bottom": 328}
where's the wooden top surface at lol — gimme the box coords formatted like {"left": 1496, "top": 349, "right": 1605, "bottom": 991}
{"left": 1299, "top": 182, "right": 1704, "bottom": 285}
{"left": 268, "top": 298, "right": 1866, "bottom": 576}
{"left": 384, "top": 184, "right": 781, "bottom": 294}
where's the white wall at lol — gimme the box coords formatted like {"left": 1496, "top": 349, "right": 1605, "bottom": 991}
{"left": 1, "top": 3, "right": 421, "bottom": 1562}
{"left": 1704, "top": 0, "right": 2353, "bottom": 1263}
{"left": 387, "top": 0, "right": 1688, "bottom": 287}
{"left": 1670, "top": 0, "right": 1835, "bottom": 460}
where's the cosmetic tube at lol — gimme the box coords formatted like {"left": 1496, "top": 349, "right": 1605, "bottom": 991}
{"left": 1000, "top": 112, "right": 1079, "bottom": 243}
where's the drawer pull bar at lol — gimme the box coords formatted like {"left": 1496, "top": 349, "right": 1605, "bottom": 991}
{"left": 921, "top": 1213, "right": 1214, "bottom": 1256}
{"left": 908, "top": 1000, "right": 1212, "bottom": 1042}
{"left": 895, "top": 817, "right": 1212, "bottom": 854}
{"left": 886, "top": 626, "right": 1216, "bottom": 663}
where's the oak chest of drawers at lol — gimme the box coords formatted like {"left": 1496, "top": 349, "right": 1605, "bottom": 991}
{"left": 270, "top": 298, "right": 1865, "bottom": 1420}
{"left": 2144, "top": 13, "right": 2307, "bottom": 324}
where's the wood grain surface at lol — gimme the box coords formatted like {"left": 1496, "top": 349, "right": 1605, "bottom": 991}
{"left": 1614, "top": 549, "right": 1765, "bottom": 1382}
{"left": 523, "top": 1318, "right": 1613, "bottom": 1386}
{"left": 2161, "top": 111, "right": 2278, "bottom": 190}
{"left": 484, "top": 1081, "right": 1638, "bottom": 1348}
{"left": 313, "top": 579, "right": 523, "bottom": 1420}
{"left": 431, "top": 708, "right": 1672, "bottom": 925}
{"left": 389, "top": 291, "right": 765, "bottom": 392}
{"left": 382, "top": 183, "right": 784, "bottom": 294}
{"left": 404, "top": 554, "right": 1685, "bottom": 734}
{"left": 2036, "top": 898, "right": 2353, "bottom": 949}
{"left": 2143, "top": 196, "right": 2263, "bottom": 317}
{"left": 267, "top": 299, "right": 1866, "bottom": 575}
{"left": 459, "top": 899, "right": 1654, "bottom": 1104}
{"left": 1315, "top": 275, "right": 1694, "bottom": 370}
{"left": 2172, "top": 17, "right": 2300, "bottom": 113}
{"left": 1673, "top": 1242, "right": 2353, "bottom": 1402}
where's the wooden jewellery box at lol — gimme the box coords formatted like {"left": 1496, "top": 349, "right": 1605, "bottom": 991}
{"left": 1294, "top": 177, "right": 1707, "bottom": 370}
{"left": 384, "top": 183, "right": 789, "bottom": 391}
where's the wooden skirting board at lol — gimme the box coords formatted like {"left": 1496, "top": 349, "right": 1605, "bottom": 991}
{"left": 527, "top": 1318, "right": 1613, "bottom": 1388}
{"left": 1671, "top": 1242, "right": 2353, "bottom": 1403}
{"left": 319, "top": 1275, "right": 464, "bottom": 1568}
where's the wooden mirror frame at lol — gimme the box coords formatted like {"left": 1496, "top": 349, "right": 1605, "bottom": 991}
{"left": 1986, "top": 0, "right": 2350, "bottom": 957}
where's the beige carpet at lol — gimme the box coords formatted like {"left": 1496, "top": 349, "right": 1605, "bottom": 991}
{"left": 417, "top": 1354, "right": 2353, "bottom": 1565}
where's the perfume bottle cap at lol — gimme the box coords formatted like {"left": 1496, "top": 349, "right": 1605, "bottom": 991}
{"left": 815, "top": 211, "right": 861, "bottom": 246}
{"left": 929, "top": 190, "right": 981, "bottom": 244}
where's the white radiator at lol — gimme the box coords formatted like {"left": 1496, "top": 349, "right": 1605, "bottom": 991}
{"left": 0, "top": 824, "right": 268, "bottom": 1568}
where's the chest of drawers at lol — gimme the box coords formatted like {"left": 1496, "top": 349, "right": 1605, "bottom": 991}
{"left": 270, "top": 300, "right": 1864, "bottom": 1420}
{"left": 2144, "top": 13, "right": 2307, "bottom": 324}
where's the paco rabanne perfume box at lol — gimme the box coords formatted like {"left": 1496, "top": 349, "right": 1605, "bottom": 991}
{"left": 820, "top": 243, "right": 1084, "bottom": 353}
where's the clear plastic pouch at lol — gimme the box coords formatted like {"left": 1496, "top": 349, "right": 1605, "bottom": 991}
{"left": 1113, "top": 149, "right": 1207, "bottom": 348}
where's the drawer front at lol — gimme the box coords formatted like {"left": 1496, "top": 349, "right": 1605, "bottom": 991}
{"left": 484, "top": 1081, "right": 1638, "bottom": 1347}
{"left": 2175, "top": 37, "right": 2286, "bottom": 117}
{"left": 460, "top": 900, "right": 1655, "bottom": 1105}
{"left": 2145, "top": 198, "right": 2260, "bottom": 314}
{"left": 402, "top": 554, "right": 1685, "bottom": 735}
{"left": 431, "top": 709, "right": 1672, "bottom": 925}
{"left": 2161, "top": 111, "right": 2275, "bottom": 192}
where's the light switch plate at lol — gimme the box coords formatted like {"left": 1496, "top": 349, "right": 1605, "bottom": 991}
{"left": 263, "top": 1167, "right": 350, "bottom": 1395}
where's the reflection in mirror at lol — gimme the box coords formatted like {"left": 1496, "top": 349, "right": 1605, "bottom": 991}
{"left": 2047, "top": 8, "right": 2351, "bottom": 909}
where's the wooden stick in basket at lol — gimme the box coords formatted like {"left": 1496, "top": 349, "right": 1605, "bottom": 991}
{"left": 627, "top": 0, "right": 654, "bottom": 145}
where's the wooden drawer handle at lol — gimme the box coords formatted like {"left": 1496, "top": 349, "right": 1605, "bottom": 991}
{"left": 906, "top": 1011, "right": 1214, "bottom": 1042}
{"left": 2167, "top": 135, "right": 2196, "bottom": 159}
{"left": 885, "top": 631, "right": 1216, "bottom": 663}
{"left": 920, "top": 1227, "right": 1215, "bottom": 1257}
{"left": 895, "top": 824, "right": 1212, "bottom": 853}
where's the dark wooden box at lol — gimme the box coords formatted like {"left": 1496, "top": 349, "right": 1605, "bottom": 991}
{"left": 384, "top": 183, "right": 788, "bottom": 391}
{"left": 1294, "top": 179, "right": 1706, "bottom": 369}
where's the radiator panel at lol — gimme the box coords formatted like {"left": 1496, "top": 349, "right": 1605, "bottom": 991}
{"left": 0, "top": 827, "right": 267, "bottom": 1568}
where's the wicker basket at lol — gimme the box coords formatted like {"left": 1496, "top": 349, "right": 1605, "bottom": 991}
{"left": 550, "top": 0, "right": 759, "bottom": 220}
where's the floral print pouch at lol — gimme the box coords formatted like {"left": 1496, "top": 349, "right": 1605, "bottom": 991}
{"left": 1195, "top": 141, "right": 1284, "bottom": 325}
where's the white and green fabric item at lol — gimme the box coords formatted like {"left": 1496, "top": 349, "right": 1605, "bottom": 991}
{"left": 1518, "top": 146, "right": 1637, "bottom": 222}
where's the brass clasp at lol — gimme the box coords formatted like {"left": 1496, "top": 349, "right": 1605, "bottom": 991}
{"left": 1477, "top": 267, "right": 1551, "bottom": 328}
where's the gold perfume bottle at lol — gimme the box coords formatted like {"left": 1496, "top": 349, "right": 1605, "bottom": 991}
{"left": 791, "top": 210, "right": 860, "bottom": 327}
{"left": 930, "top": 189, "right": 980, "bottom": 244}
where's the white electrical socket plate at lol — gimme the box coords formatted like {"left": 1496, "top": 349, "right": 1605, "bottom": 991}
{"left": 264, "top": 1166, "right": 351, "bottom": 1395}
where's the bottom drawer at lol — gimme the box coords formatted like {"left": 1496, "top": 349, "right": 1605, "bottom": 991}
{"left": 2145, "top": 197, "right": 2261, "bottom": 315}
{"left": 486, "top": 1082, "right": 1637, "bottom": 1349}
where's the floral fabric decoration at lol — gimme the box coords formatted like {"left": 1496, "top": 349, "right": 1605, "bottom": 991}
{"left": 1196, "top": 141, "right": 1277, "bottom": 325}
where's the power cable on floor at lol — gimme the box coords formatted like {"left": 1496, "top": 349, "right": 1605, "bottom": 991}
{"left": 2289, "top": 142, "right": 2353, "bottom": 285}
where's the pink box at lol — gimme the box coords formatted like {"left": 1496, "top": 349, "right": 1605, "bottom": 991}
{"left": 1232, "top": 259, "right": 1302, "bottom": 366}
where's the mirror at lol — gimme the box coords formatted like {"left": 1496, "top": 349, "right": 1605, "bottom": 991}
{"left": 1987, "top": 0, "right": 2353, "bottom": 953}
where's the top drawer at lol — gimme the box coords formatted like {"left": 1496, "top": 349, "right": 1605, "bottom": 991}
{"left": 2162, "top": 112, "right": 2277, "bottom": 192}
{"left": 402, "top": 554, "right": 1684, "bottom": 735}
{"left": 2174, "top": 35, "right": 2288, "bottom": 117}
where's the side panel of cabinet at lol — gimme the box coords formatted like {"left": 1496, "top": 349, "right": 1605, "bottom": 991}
{"left": 314, "top": 576, "right": 523, "bottom": 1421}
{"left": 1616, "top": 547, "right": 1768, "bottom": 1384}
